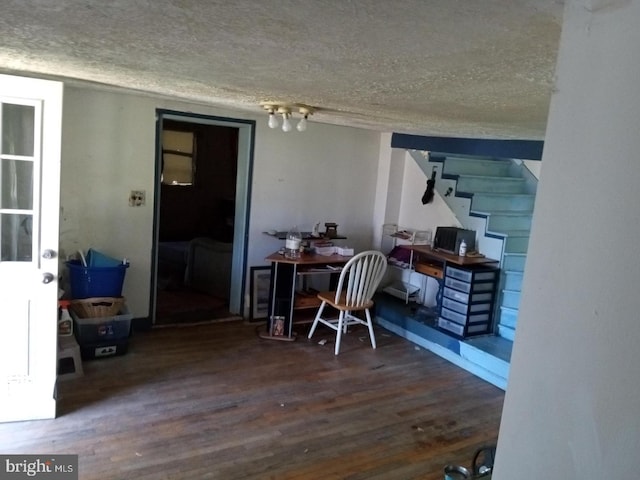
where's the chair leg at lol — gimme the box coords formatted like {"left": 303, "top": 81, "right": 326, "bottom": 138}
{"left": 343, "top": 311, "right": 351, "bottom": 333}
{"left": 335, "top": 311, "right": 345, "bottom": 355}
{"left": 365, "top": 308, "right": 377, "bottom": 349}
{"left": 308, "top": 301, "right": 326, "bottom": 339}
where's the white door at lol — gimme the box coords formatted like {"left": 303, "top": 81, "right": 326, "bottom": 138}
{"left": 0, "top": 74, "right": 63, "bottom": 422}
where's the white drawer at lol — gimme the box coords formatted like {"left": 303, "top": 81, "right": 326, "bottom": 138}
{"left": 467, "top": 323, "right": 490, "bottom": 334}
{"left": 445, "top": 266, "right": 473, "bottom": 282}
{"left": 438, "top": 317, "right": 465, "bottom": 336}
{"left": 446, "top": 266, "right": 496, "bottom": 283}
{"left": 441, "top": 307, "right": 490, "bottom": 325}
{"left": 444, "top": 277, "right": 494, "bottom": 293}
{"left": 443, "top": 287, "right": 493, "bottom": 305}
{"left": 442, "top": 297, "right": 492, "bottom": 314}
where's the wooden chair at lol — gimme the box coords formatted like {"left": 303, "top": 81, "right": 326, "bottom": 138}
{"left": 308, "top": 250, "right": 387, "bottom": 354}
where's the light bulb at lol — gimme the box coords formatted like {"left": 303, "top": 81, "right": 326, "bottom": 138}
{"left": 267, "top": 111, "right": 278, "bottom": 129}
{"left": 296, "top": 115, "right": 308, "bottom": 132}
{"left": 282, "top": 113, "right": 292, "bottom": 132}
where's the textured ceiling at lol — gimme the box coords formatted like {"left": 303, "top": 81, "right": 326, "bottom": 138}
{"left": 0, "top": 0, "right": 564, "bottom": 139}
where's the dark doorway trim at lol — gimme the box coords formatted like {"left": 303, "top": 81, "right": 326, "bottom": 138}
{"left": 144, "top": 109, "right": 255, "bottom": 328}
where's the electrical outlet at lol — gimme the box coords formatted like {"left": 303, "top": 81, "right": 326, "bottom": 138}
{"left": 129, "top": 190, "right": 145, "bottom": 206}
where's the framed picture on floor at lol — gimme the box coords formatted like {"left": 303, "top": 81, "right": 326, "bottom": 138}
{"left": 250, "top": 266, "right": 271, "bottom": 322}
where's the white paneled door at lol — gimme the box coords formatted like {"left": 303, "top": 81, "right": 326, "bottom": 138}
{"left": 0, "top": 75, "right": 63, "bottom": 422}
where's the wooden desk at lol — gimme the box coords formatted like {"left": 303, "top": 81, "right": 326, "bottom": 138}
{"left": 404, "top": 244, "right": 499, "bottom": 298}
{"left": 263, "top": 231, "right": 347, "bottom": 241}
{"left": 406, "top": 245, "right": 499, "bottom": 273}
{"left": 261, "top": 251, "right": 352, "bottom": 341}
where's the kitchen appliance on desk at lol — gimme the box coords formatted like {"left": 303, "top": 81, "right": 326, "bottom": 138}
{"left": 433, "top": 227, "right": 476, "bottom": 255}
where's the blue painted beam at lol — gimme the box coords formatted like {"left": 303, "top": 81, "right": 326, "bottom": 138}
{"left": 391, "top": 133, "right": 544, "bottom": 161}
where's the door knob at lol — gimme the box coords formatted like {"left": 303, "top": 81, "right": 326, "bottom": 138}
{"left": 42, "top": 249, "right": 56, "bottom": 259}
{"left": 42, "top": 272, "right": 55, "bottom": 284}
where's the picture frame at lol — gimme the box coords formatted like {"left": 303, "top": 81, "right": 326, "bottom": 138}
{"left": 250, "top": 266, "right": 272, "bottom": 322}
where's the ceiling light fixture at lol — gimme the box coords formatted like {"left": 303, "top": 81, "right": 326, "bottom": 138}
{"left": 266, "top": 106, "right": 279, "bottom": 129}
{"left": 296, "top": 106, "right": 312, "bottom": 132}
{"left": 279, "top": 106, "right": 292, "bottom": 132}
{"left": 261, "top": 102, "right": 315, "bottom": 133}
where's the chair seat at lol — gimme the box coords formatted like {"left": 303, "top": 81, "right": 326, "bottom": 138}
{"left": 308, "top": 250, "right": 387, "bottom": 355}
{"left": 316, "top": 291, "right": 374, "bottom": 311}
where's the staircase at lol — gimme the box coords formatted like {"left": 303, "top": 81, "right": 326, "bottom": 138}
{"left": 372, "top": 151, "right": 537, "bottom": 389}
{"left": 417, "top": 152, "right": 538, "bottom": 342}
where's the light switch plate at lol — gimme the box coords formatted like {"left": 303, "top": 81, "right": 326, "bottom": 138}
{"left": 129, "top": 190, "right": 145, "bottom": 206}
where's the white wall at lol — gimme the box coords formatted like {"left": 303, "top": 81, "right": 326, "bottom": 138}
{"left": 250, "top": 118, "right": 381, "bottom": 265}
{"left": 60, "top": 88, "right": 157, "bottom": 316}
{"left": 60, "top": 86, "right": 381, "bottom": 318}
{"left": 494, "top": 1, "right": 640, "bottom": 478}
{"left": 398, "top": 152, "right": 460, "bottom": 232}
{"left": 523, "top": 160, "right": 541, "bottom": 179}
{"left": 373, "top": 150, "right": 460, "bottom": 304}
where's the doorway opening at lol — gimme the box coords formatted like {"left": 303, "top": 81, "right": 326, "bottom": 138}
{"left": 152, "top": 110, "right": 254, "bottom": 326}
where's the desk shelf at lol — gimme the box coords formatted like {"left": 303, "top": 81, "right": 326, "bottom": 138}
{"left": 381, "top": 224, "right": 432, "bottom": 303}
{"left": 383, "top": 281, "right": 420, "bottom": 301}
{"left": 294, "top": 290, "right": 322, "bottom": 309}
{"left": 262, "top": 252, "right": 350, "bottom": 341}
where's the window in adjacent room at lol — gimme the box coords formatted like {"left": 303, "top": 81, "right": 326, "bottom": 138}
{"left": 162, "top": 129, "right": 195, "bottom": 185}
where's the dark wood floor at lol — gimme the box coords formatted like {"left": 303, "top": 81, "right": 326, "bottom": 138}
{"left": 155, "top": 287, "right": 236, "bottom": 325}
{"left": 0, "top": 321, "right": 504, "bottom": 480}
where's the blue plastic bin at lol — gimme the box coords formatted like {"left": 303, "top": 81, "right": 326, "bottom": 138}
{"left": 86, "top": 249, "right": 123, "bottom": 268}
{"left": 66, "top": 260, "right": 129, "bottom": 299}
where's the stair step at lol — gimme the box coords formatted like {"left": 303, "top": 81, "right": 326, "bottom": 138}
{"left": 486, "top": 212, "right": 532, "bottom": 232}
{"left": 503, "top": 271, "right": 523, "bottom": 291}
{"left": 443, "top": 157, "right": 515, "bottom": 177}
{"left": 455, "top": 175, "right": 527, "bottom": 194}
{"left": 459, "top": 341, "right": 511, "bottom": 381}
{"left": 499, "top": 306, "right": 519, "bottom": 328}
{"left": 502, "top": 233, "right": 530, "bottom": 253}
{"left": 502, "top": 253, "right": 527, "bottom": 272}
{"left": 464, "top": 335, "right": 513, "bottom": 364}
{"left": 472, "top": 192, "right": 536, "bottom": 212}
{"left": 373, "top": 293, "right": 509, "bottom": 390}
{"left": 501, "top": 289, "right": 521, "bottom": 309}
{"left": 498, "top": 324, "right": 516, "bottom": 342}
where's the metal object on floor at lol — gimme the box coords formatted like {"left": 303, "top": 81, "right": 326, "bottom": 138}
{"left": 444, "top": 445, "right": 495, "bottom": 479}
